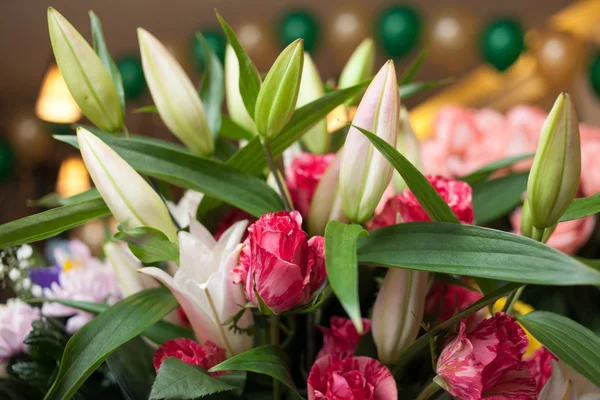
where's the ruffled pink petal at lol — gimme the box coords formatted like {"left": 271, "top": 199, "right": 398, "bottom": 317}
{"left": 482, "top": 362, "right": 537, "bottom": 399}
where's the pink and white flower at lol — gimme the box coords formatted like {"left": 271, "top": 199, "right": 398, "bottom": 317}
{"left": 307, "top": 355, "right": 397, "bottom": 400}
{"left": 153, "top": 338, "right": 226, "bottom": 376}
{"left": 316, "top": 316, "right": 372, "bottom": 360}
{"left": 0, "top": 299, "right": 40, "bottom": 363}
{"left": 286, "top": 152, "right": 335, "bottom": 218}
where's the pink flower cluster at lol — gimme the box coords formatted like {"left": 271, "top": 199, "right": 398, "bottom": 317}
{"left": 153, "top": 338, "right": 226, "bottom": 376}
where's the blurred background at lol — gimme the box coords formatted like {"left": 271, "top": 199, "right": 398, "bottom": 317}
{"left": 1, "top": 0, "right": 600, "bottom": 258}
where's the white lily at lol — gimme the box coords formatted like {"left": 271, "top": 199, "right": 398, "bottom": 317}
{"left": 104, "top": 241, "right": 158, "bottom": 298}
{"left": 539, "top": 360, "right": 600, "bottom": 400}
{"left": 166, "top": 190, "right": 204, "bottom": 229}
{"left": 140, "top": 219, "right": 253, "bottom": 356}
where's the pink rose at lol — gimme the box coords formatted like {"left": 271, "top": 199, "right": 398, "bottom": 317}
{"left": 425, "top": 280, "right": 483, "bottom": 327}
{"left": 233, "top": 211, "right": 326, "bottom": 313}
{"left": 153, "top": 338, "right": 226, "bottom": 376}
{"left": 307, "top": 356, "right": 397, "bottom": 400}
{"left": 316, "top": 316, "right": 372, "bottom": 360}
{"left": 526, "top": 347, "right": 557, "bottom": 393}
{"left": 436, "top": 313, "right": 537, "bottom": 400}
{"left": 510, "top": 207, "right": 594, "bottom": 255}
{"left": 286, "top": 153, "right": 335, "bottom": 217}
{"left": 580, "top": 125, "right": 600, "bottom": 197}
{"left": 0, "top": 299, "right": 40, "bottom": 363}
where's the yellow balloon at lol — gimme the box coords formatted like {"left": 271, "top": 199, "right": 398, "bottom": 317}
{"left": 427, "top": 8, "right": 480, "bottom": 72}
{"left": 534, "top": 30, "right": 583, "bottom": 88}
{"left": 7, "top": 111, "right": 54, "bottom": 165}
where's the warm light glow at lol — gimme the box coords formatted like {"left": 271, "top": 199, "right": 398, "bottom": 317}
{"left": 56, "top": 156, "right": 91, "bottom": 198}
{"left": 327, "top": 105, "right": 350, "bottom": 133}
{"left": 35, "top": 64, "right": 82, "bottom": 123}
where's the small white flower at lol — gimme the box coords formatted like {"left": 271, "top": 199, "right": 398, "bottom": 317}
{"left": 31, "top": 285, "right": 43, "bottom": 298}
{"left": 21, "top": 278, "right": 31, "bottom": 290}
{"left": 16, "top": 245, "right": 33, "bottom": 261}
{"left": 8, "top": 269, "right": 20, "bottom": 282}
{"left": 18, "top": 259, "right": 30, "bottom": 270}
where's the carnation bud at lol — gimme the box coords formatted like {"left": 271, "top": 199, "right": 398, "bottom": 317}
{"left": 393, "top": 107, "right": 422, "bottom": 192}
{"left": 77, "top": 127, "right": 177, "bottom": 242}
{"left": 254, "top": 39, "right": 304, "bottom": 139}
{"left": 224, "top": 45, "right": 256, "bottom": 134}
{"left": 527, "top": 93, "right": 580, "bottom": 230}
{"left": 372, "top": 269, "right": 428, "bottom": 365}
{"left": 297, "top": 53, "right": 329, "bottom": 154}
{"left": 338, "top": 38, "right": 375, "bottom": 106}
{"left": 138, "top": 28, "right": 214, "bottom": 156}
{"left": 47, "top": 8, "right": 123, "bottom": 132}
{"left": 340, "top": 61, "right": 400, "bottom": 223}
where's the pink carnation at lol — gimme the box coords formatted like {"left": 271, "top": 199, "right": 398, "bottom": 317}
{"left": 0, "top": 299, "right": 40, "bottom": 363}
{"left": 286, "top": 153, "right": 335, "bottom": 218}
{"left": 526, "top": 347, "right": 557, "bottom": 393}
{"left": 425, "top": 280, "right": 483, "bottom": 327}
{"left": 153, "top": 338, "right": 226, "bottom": 376}
{"left": 316, "top": 316, "right": 372, "bottom": 360}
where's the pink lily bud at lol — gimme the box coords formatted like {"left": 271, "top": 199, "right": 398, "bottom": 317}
{"left": 340, "top": 61, "right": 400, "bottom": 223}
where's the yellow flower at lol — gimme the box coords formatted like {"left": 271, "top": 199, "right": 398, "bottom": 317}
{"left": 493, "top": 298, "right": 541, "bottom": 358}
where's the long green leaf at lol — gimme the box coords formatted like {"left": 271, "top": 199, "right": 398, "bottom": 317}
{"left": 56, "top": 131, "right": 283, "bottom": 218}
{"left": 399, "top": 46, "right": 429, "bottom": 85}
{"left": 114, "top": 227, "right": 179, "bottom": 263}
{"left": 29, "top": 189, "right": 101, "bottom": 208}
{"left": 209, "top": 345, "right": 301, "bottom": 399}
{"left": 28, "top": 298, "right": 194, "bottom": 344}
{"left": 220, "top": 115, "right": 255, "bottom": 141}
{"left": 197, "top": 33, "right": 224, "bottom": 138}
{"left": 559, "top": 192, "right": 600, "bottom": 222}
{"left": 325, "top": 221, "right": 368, "bottom": 333}
{"left": 106, "top": 337, "right": 155, "bottom": 400}
{"left": 519, "top": 311, "right": 600, "bottom": 388}
{"left": 460, "top": 153, "right": 534, "bottom": 184}
{"left": 393, "top": 282, "right": 521, "bottom": 372}
{"left": 399, "top": 79, "right": 452, "bottom": 100}
{"left": 44, "top": 287, "right": 178, "bottom": 400}
{"left": 0, "top": 199, "right": 110, "bottom": 248}
{"left": 216, "top": 12, "right": 261, "bottom": 117}
{"left": 471, "top": 172, "right": 528, "bottom": 225}
{"left": 89, "top": 11, "right": 125, "bottom": 113}
{"left": 353, "top": 125, "right": 459, "bottom": 223}
{"left": 357, "top": 222, "right": 600, "bottom": 286}
{"left": 151, "top": 357, "right": 235, "bottom": 399}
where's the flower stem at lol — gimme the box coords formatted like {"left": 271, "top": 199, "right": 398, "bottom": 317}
{"left": 502, "top": 285, "right": 526, "bottom": 314}
{"left": 270, "top": 315, "right": 282, "bottom": 400}
{"left": 261, "top": 139, "right": 293, "bottom": 211}
{"left": 416, "top": 380, "right": 442, "bottom": 400}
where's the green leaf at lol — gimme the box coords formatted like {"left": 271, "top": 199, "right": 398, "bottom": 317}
{"left": 216, "top": 12, "right": 261, "bottom": 117}
{"left": 29, "top": 188, "right": 101, "bottom": 208}
{"left": 399, "top": 46, "right": 429, "bottom": 85}
{"left": 399, "top": 79, "right": 452, "bottom": 100}
{"left": 57, "top": 130, "right": 283, "bottom": 218}
{"left": 27, "top": 298, "right": 194, "bottom": 344}
{"left": 43, "top": 287, "right": 178, "bottom": 400}
{"left": 106, "top": 337, "right": 155, "bottom": 400}
{"left": 150, "top": 357, "right": 235, "bottom": 399}
{"left": 220, "top": 115, "right": 255, "bottom": 141}
{"left": 133, "top": 105, "right": 158, "bottom": 114}
{"left": 393, "top": 282, "right": 521, "bottom": 372}
{"left": 325, "top": 221, "right": 368, "bottom": 333}
{"left": 357, "top": 222, "right": 600, "bottom": 286}
{"left": 471, "top": 172, "right": 528, "bottom": 225}
{"left": 0, "top": 198, "right": 110, "bottom": 248}
{"left": 89, "top": 11, "right": 125, "bottom": 113}
{"left": 352, "top": 125, "right": 459, "bottom": 223}
{"left": 197, "top": 82, "right": 370, "bottom": 219}
{"left": 114, "top": 226, "right": 179, "bottom": 263}
{"left": 197, "top": 32, "right": 224, "bottom": 138}
{"left": 559, "top": 192, "right": 600, "bottom": 222}
{"left": 519, "top": 311, "right": 600, "bottom": 388}
{"left": 459, "top": 153, "right": 534, "bottom": 184}
{"left": 209, "top": 345, "right": 301, "bottom": 399}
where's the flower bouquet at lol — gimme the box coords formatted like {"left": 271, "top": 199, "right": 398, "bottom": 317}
{"left": 1, "top": 7, "right": 600, "bottom": 400}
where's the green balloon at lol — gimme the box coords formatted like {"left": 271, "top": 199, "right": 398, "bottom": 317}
{"left": 481, "top": 18, "right": 525, "bottom": 72}
{"left": 589, "top": 51, "right": 600, "bottom": 98}
{"left": 117, "top": 56, "right": 146, "bottom": 100}
{"left": 278, "top": 10, "right": 319, "bottom": 53}
{"left": 377, "top": 5, "right": 421, "bottom": 59}
{"left": 191, "top": 29, "right": 226, "bottom": 72}
{"left": 0, "top": 139, "right": 14, "bottom": 183}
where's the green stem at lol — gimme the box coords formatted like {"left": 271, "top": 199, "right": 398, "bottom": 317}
{"left": 270, "top": 315, "right": 281, "bottom": 400}
{"left": 261, "top": 139, "right": 293, "bottom": 211}
{"left": 415, "top": 380, "right": 442, "bottom": 400}
{"left": 531, "top": 226, "right": 545, "bottom": 242}
{"left": 502, "top": 286, "right": 526, "bottom": 314}
{"left": 122, "top": 125, "right": 130, "bottom": 138}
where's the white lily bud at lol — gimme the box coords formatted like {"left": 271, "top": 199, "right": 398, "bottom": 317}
{"left": 47, "top": 8, "right": 123, "bottom": 132}
{"left": 104, "top": 241, "right": 158, "bottom": 298}
{"left": 138, "top": 28, "right": 214, "bottom": 156}
{"left": 339, "top": 38, "right": 376, "bottom": 106}
{"left": 224, "top": 45, "right": 256, "bottom": 134}
{"left": 340, "top": 61, "right": 400, "bottom": 223}
{"left": 297, "top": 53, "right": 329, "bottom": 154}
{"left": 393, "top": 107, "right": 422, "bottom": 192}
{"left": 77, "top": 127, "right": 177, "bottom": 242}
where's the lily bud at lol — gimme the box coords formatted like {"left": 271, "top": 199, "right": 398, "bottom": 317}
{"left": 340, "top": 61, "right": 400, "bottom": 223}
{"left": 225, "top": 45, "right": 256, "bottom": 134}
{"left": 527, "top": 93, "right": 580, "bottom": 229}
{"left": 297, "top": 53, "right": 329, "bottom": 154}
{"left": 538, "top": 361, "right": 577, "bottom": 400}
{"left": 338, "top": 38, "right": 376, "bottom": 106}
{"left": 47, "top": 8, "right": 123, "bottom": 132}
{"left": 254, "top": 39, "right": 304, "bottom": 139}
{"left": 393, "top": 107, "right": 422, "bottom": 192}
{"left": 77, "top": 127, "right": 177, "bottom": 242}
{"left": 372, "top": 269, "right": 428, "bottom": 365}
{"left": 138, "top": 28, "right": 214, "bottom": 156}
{"left": 104, "top": 241, "right": 158, "bottom": 298}
{"left": 520, "top": 199, "right": 534, "bottom": 238}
